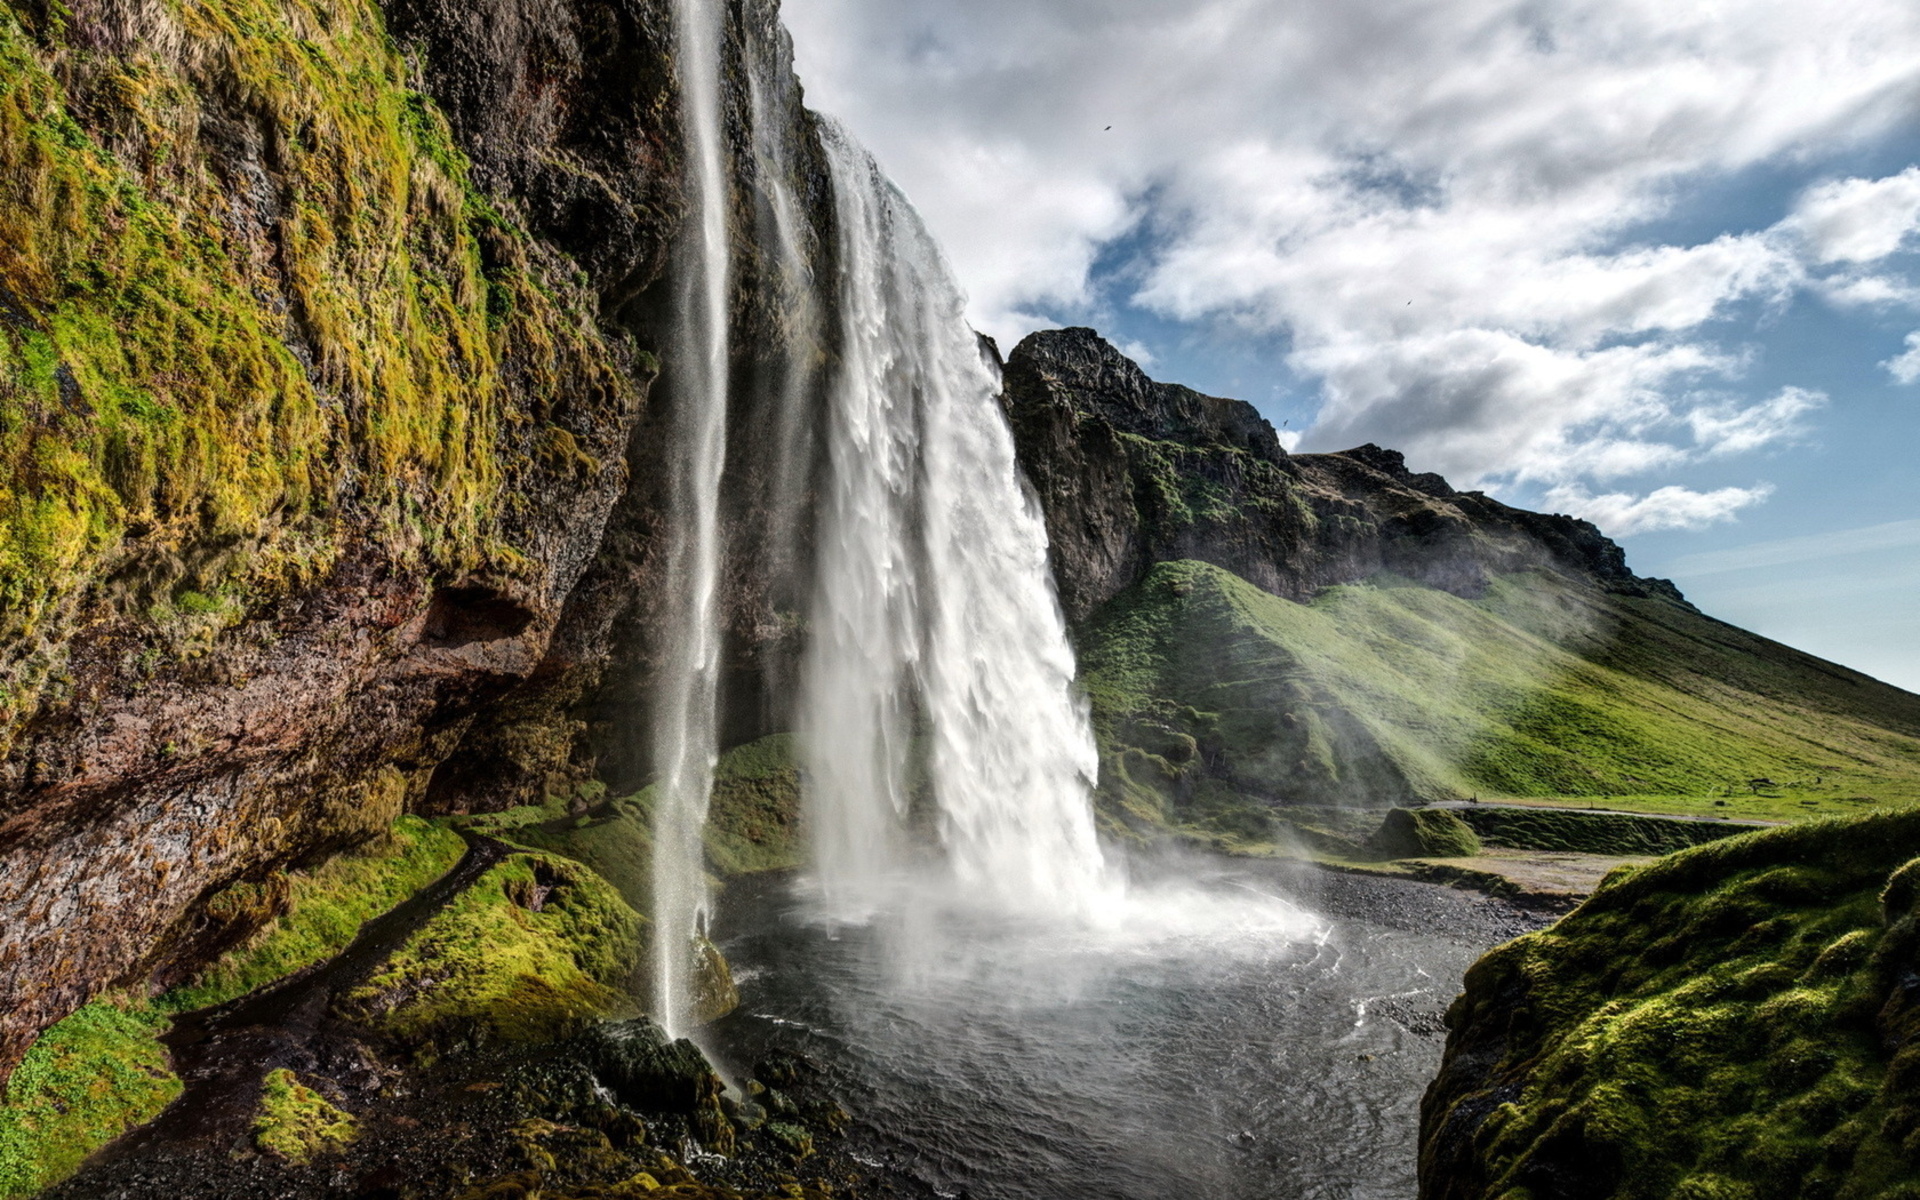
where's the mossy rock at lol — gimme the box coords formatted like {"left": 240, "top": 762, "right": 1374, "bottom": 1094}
{"left": 161, "top": 815, "right": 467, "bottom": 1012}
{"left": 1368, "top": 807, "right": 1481, "bottom": 859}
{"left": 251, "top": 1069, "right": 357, "bottom": 1164}
{"left": 0, "top": 998, "right": 180, "bottom": 1198}
{"left": 1423, "top": 809, "right": 1920, "bottom": 1199}
{"left": 580, "top": 1020, "right": 734, "bottom": 1155}
{"left": 335, "top": 853, "right": 643, "bottom": 1053}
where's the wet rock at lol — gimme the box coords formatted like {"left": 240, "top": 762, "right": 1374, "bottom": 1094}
{"left": 582, "top": 1019, "right": 736, "bottom": 1155}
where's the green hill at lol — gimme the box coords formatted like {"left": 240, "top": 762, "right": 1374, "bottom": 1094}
{"left": 1080, "top": 560, "right": 1920, "bottom": 833}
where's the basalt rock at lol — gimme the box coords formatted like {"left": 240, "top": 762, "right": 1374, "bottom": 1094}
{"left": 0, "top": 0, "right": 836, "bottom": 1086}
{"left": 1004, "top": 326, "right": 1689, "bottom": 624}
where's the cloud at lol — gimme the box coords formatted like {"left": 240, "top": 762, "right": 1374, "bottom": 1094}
{"left": 782, "top": 0, "right": 1920, "bottom": 508}
{"left": 1886, "top": 332, "right": 1920, "bottom": 384}
{"left": 1685, "top": 387, "right": 1826, "bottom": 457}
{"left": 1663, "top": 517, "right": 1920, "bottom": 576}
{"left": 1545, "top": 484, "right": 1775, "bottom": 536}
{"left": 1789, "top": 167, "right": 1920, "bottom": 265}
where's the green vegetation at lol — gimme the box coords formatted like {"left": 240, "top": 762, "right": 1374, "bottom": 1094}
{"left": 0, "top": 814, "right": 467, "bottom": 1193}
{"left": 1078, "top": 561, "right": 1920, "bottom": 838}
{"left": 251, "top": 1069, "right": 356, "bottom": 1164}
{"left": 1369, "top": 807, "right": 1482, "bottom": 859}
{"left": 336, "top": 852, "right": 643, "bottom": 1052}
{"left": 1427, "top": 809, "right": 1920, "bottom": 1199}
{"left": 0, "top": 0, "right": 626, "bottom": 743}
{"left": 463, "top": 734, "right": 806, "bottom": 910}
{"left": 0, "top": 998, "right": 180, "bottom": 1197}
{"left": 161, "top": 814, "right": 466, "bottom": 1011}
{"left": 1457, "top": 804, "right": 1750, "bottom": 857}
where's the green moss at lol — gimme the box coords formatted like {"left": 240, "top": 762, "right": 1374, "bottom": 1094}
{"left": 1457, "top": 805, "right": 1748, "bottom": 856}
{"left": 251, "top": 1068, "right": 356, "bottom": 1164}
{"left": 0, "top": 0, "right": 629, "bottom": 745}
{"left": 160, "top": 814, "right": 466, "bottom": 1011}
{"left": 1430, "top": 810, "right": 1920, "bottom": 1199}
{"left": 465, "top": 735, "right": 805, "bottom": 911}
{"left": 336, "top": 852, "right": 643, "bottom": 1052}
{"left": 1369, "top": 807, "right": 1482, "bottom": 859}
{"left": 0, "top": 998, "right": 180, "bottom": 1197}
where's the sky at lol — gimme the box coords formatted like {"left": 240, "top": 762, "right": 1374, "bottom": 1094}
{"left": 780, "top": 0, "right": 1920, "bottom": 693}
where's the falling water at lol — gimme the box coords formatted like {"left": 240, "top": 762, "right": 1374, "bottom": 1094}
{"left": 650, "top": 0, "right": 732, "bottom": 1039}
{"left": 745, "top": 27, "right": 820, "bottom": 588}
{"left": 800, "top": 122, "right": 1111, "bottom": 922}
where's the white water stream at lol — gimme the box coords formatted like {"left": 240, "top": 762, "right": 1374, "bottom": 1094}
{"left": 655, "top": 12, "right": 1115, "bottom": 1035}
{"left": 650, "top": 0, "right": 733, "bottom": 1040}
{"left": 799, "top": 123, "right": 1113, "bottom": 923}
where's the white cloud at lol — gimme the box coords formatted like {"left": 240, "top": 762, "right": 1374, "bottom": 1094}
{"left": 1790, "top": 167, "right": 1920, "bottom": 265}
{"left": 1545, "top": 484, "right": 1775, "bottom": 536}
{"left": 783, "top": 0, "right": 1920, "bottom": 505}
{"left": 1885, "top": 332, "right": 1920, "bottom": 384}
{"left": 1685, "top": 387, "right": 1826, "bottom": 457}
{"left": 1663, "top": 517, "right": 1920, "bottom": 576}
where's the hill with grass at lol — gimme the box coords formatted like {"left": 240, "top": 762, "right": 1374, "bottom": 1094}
{"left": 1002, "top": 329, "right": 1920, "bottom": 839}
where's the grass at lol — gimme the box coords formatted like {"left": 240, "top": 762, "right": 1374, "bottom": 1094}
{"left": 335, "top": 852, "right": 643, "bottom": 1053}
{"left": 463, "top": 734, "right": 807, "bottom": 911}
{"left": 1077, "top": 561, "right": 1920, "bottom": 834}
{"left": 1426, "top": 808, "right": 1920, "bottom": 1199}
{"left": 159, "top": 814, "right": 466, "bottom": 1011}
{"left": 251, "top": 1069, "right": 356, "bottom": 1164}
{"left": 1457, "top": 804, "right": 1750, "bottom": 857}
{"left": 0, "top": 814, "right": 463, "bottom": 1193}
{"left": 0, "top": 997, "right": 180, "bottom": 1197}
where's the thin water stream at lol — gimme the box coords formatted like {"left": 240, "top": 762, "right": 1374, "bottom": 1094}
{"left": 712, "top": 857, "right": 1542, "bottom": 1200}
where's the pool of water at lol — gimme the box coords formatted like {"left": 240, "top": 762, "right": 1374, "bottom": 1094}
{"left": 709, "top": 855, "right": 1516, "bottom": 1200}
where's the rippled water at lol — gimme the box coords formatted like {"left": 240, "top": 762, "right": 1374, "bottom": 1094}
{"left": 711, "top": 856, "right": 1509, "bottom": 1200}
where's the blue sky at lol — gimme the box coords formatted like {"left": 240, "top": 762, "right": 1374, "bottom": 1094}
{"left": 783, "top": 0, "right": 1920, "bottom": 691}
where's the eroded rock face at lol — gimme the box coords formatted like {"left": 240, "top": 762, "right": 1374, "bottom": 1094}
{"left": 1004, "top": 326, "right": 1688, "bottom": 625}
{"left": 0, "top": 0, "right": 683, "bottom": 1081}
{"left": 0, "top": 0, "right": 841, "bottom": 1084}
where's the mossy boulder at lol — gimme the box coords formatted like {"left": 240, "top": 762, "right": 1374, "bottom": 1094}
{"left": 1422, "top": 808, "right": 1920, "bottom": 1200}
{"left": 1369, "top": 808, "right": 1482, "bottom": 859}
{"left": 580, "top": 1019, "right": 734, "bottom": 1155}
{"left": 251, "top": 1069, "right": 357, "bottom": 1164}
{"left": 335, "top": 853, "right": 643, "bottom": 1053}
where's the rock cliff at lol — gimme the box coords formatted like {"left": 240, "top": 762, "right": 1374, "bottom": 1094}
{"left": 0, "top": 0, "right": 835, "bottom": 1086}
{"left": 1004, "top": 326, "right": 1684, "bottom": 625}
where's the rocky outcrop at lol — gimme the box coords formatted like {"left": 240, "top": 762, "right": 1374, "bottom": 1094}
{"left": 1004, "top": 327, "right": 1688, "bottom": 625}
{"left": 0, "top": 0, "right": 837, "bottom": 1084}
{"left": 1421, "top": 810, "right": 1920, "bottom": 1199}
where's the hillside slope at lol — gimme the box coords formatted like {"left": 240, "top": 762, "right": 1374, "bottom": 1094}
{"left": 1002, "top": 329, "right": 1920, "bottom": 831}
{"left": 1082, "top": 561, "right": 1920, "bottom": 831}
{"left": 1422, "top": 810, "right": 1920, "bottom": 1200}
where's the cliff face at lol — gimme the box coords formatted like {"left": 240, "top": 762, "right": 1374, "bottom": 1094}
{"left": 0, "top": 0, "right": 836, "bottom": 1083}
{"left": 1004, "top": 326, "right": 1681, "bottom": 626}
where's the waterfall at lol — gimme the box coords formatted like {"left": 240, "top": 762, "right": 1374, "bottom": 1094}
{"left": 800, "top": 122, "right": 1112, "bottom": 922}
{"left": 746, "top": 28, "right": 820, "bottom": 591}
{"left": 650, "top": 0, "right": 732, "bottom": 1039}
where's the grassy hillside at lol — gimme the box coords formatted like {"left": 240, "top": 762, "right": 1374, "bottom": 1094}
{"left": 1079, "top": 560, "right": 1920, "bottom": 830}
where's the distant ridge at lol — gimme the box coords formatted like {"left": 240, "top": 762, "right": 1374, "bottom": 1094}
{"left": 1002, "top": 328, "right": 1920, "bottom": 829}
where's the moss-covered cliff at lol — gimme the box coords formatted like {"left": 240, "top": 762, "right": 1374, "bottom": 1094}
{"left": 0, "top": 0, "right": 845, "bottom": 1098}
